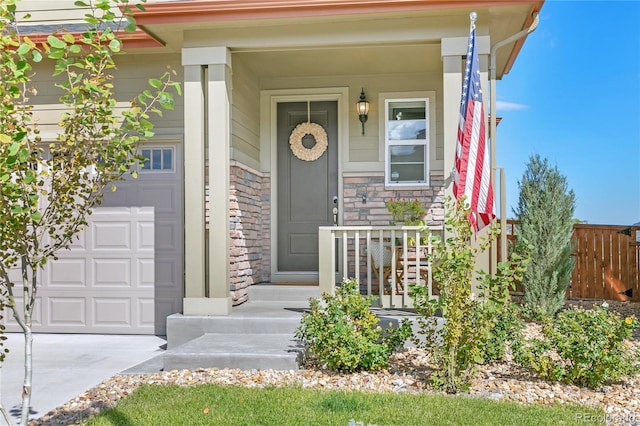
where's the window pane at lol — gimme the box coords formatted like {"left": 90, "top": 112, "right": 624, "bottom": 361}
{"left": 152, "top": 149, "right": 162, "bottom": 170}
{"left": 389, "top": 164, "right": 426, "bottom": 182}
{"left": 390, "top": 145, "right": 425, "bottom": 163}
{"left": 387, "top": 100, "right": 427, "bottom": 141}
{"left": 388, "top": 120, "right": 426, "bottom": 140}
{"left": 141, "top": 149, "right": 151, "bottom": 170}
{"left": 389, "top": 145, "right": 426, "bottom": 182}
{"left": 162, "top": 149, "right": 173, "bottom": 170}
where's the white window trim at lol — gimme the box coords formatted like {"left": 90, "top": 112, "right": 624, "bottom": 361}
{"left": 139, "top": 146, "right": 176, "bottom": 174}
{"left": 379, "top": 91, "right": 436, "bottom": 189}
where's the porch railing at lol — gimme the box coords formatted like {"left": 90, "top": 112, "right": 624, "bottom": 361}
{"left": 318, "top": 225, "right": 444, "bottom": 308}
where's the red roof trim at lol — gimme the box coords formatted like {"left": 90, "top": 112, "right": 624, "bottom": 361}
{"left": 503, "top": 1, "right": 545, "bottom": 75}
{"left": 128, "top": 0, "right": 542, "bottom": 25}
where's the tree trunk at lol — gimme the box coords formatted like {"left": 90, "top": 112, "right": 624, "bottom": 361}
{"left": 15, "top": 258, "right": 34, "bottom": 426}
{"left": 19, "top": 327, "right": 32, "bottom": 426}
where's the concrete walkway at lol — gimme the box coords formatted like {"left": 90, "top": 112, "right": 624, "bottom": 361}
{"left": 0, "top": 333, "right": 165, "bottom": 425}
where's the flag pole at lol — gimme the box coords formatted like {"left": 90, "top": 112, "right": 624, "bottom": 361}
{"left": 489, "top": 12, "right": 540, "bottom": 264}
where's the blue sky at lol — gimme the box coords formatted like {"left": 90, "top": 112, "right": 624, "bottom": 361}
{"left": 494, "top": 0, "right": 640, "bottom": 225}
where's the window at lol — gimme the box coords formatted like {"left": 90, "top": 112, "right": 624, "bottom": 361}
{"left": 140, "top": 147, "right": 174, "bottom": 172}
{"left": 384, "top": 98, "right": 429, "bottom": 187}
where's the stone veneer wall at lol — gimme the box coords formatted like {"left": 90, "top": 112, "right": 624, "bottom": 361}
{"left": 229, "top": 161, "right": 270, "bottom": 305}
{"left": 343, "top": 171, "right": 446, "bottom": 226}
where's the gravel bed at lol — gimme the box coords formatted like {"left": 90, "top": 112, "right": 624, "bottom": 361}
{"left": 32, "top": 301, "right": 640, "bottom": 426}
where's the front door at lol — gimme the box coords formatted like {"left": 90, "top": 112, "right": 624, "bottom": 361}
{"left": 277, "top": 101, "right": 338, "bottom": 272}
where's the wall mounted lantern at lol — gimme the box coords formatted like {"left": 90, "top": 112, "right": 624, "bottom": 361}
{"left": 356, "top": 88, "right": 370, "bottom": 135}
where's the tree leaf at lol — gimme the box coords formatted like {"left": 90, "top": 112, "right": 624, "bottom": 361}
{"left": 124, "top": 16, "right": 137, "bottom": 33}
{"left": 108, "top": 39, "right": 121, "bottom": 53}
{"left": 148, "top": 78, "right": 162, "bottom": 89}
{"left": 47, "top": 35, "right": 67, "bottom": 49}
{"left": 48, "top": 50, "right": 65, "bottom": 60}
{"left": 8, "top": 142, "right": 20, "bottom": 156}
{"left": 17, "top": 43, "right": 30, "bottom": 55}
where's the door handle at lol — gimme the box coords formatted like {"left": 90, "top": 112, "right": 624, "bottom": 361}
{"left": 332, "top": 196, "right": 338, "bottom": 226}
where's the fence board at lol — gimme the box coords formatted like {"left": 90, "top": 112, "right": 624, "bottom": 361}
{"left": 501, "top": 222, "right": 639, "bottom": 302}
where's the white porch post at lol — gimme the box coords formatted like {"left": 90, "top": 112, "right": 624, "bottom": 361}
{"left": 182, "top": 62, "right": 206, "bottom": 304}
{"left": 182, "top": 47, "right": 233, "bottom": 315}
{"left": 441, "top": 35, "right": 491, "bottom": 292}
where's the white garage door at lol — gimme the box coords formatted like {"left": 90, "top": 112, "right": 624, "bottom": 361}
{"left": 3, "top": 207, "right": 155, "bottom": 334}
{"left": 2, "top": 141, "right": 183, "bottom": 335}
{"left": 101, "top": 141, "right": 184, "bottom": 335}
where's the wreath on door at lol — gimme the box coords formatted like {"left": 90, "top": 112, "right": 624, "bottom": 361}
{"left": 289, "top": 122, "right": 328, "bottom": 162}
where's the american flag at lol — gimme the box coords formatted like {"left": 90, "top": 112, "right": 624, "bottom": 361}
{"left": 453, "top": 14, "right": 495, "bottom": 232}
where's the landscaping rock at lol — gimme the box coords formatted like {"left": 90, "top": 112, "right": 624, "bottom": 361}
{"left": 31, "top": 300, "right": 640, "bottom": 426}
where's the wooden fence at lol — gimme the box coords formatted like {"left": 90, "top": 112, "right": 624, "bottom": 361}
{"left": 499, "top": 222, "right": 639, "bottom": 303}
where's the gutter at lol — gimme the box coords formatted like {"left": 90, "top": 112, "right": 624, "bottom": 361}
{"left": 489, "top": 11, "right": 540, "bottom": 264}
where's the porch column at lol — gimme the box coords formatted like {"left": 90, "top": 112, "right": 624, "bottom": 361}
{"left": 182, "top": 47, "right": 233, "bottom": 315}
{"left": 182, "top": 61, "right": 206, "bottom": 304}
{"left": 441, "top": 36, "right": 491, "bottom": 293}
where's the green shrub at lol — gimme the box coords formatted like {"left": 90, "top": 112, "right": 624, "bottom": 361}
{"left": 513, "top": 305, "right": 638, "bottom": 388}
{"left": 409, "top": 198, "right": 529, "bottom": 393}
{"left": 476, "top": 302, "right": 525, "bottom": 363}
{"left": 295, "top": 278, "right": 412, "bottom": 372}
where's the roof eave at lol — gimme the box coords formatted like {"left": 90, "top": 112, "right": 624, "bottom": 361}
{"left": 127, "top": 0, "right": 541, "bottom": 26}
{"left": 502, "top": 1, "right": 545, "bottom": 76}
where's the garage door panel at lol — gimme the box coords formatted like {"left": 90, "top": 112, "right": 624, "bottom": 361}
{"left": 93, "top": 222, "right": 132, "bottom": 250}
{"left": 47, "top": 259, "right": 86, "bottom": 287}
{"left": 103, "top": 185, "right": 133, "bottom": 205}
{"left": 139, "top": 221, "right": 155, "bottom": 249}
{"left": 155, "top": 256, "right": 178, "bottom": 289}
{"left": 92, "top": 298, "right": 131, "bottom": 326}
{"left": 155, "top": 220, "right": 177, "bottom": 251}
{"left": 48, "top": 297, "right": 86, "bottom": 326}
{"left": 138, "top": 298, "right": 155, "bottom": 327}
{"left": 67, "top": 232, "right": 88, "bottom": 250}
{"left": 136, "top": 184, "right": 178, "bottom": 213}
{"left": 138, "top": 259, "right": 155, "bottom": 288}
{"left": 93, "top": 259, "right": 132, "bottom": 287}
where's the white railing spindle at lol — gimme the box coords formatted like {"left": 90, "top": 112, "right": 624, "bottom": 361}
{"left": 318, "top": 225, "right": 443, "bottom": 308}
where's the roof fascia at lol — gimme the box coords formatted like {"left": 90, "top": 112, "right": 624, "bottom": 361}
{"left": 128, "top": 1, "right": 542, "bottom": 25}
{"left": 502, "top": 1, "right": 545, "bottom": 75}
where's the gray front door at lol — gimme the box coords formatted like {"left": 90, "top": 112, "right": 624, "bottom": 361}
{"left": 277, "top": 101, "right": 338, "bottom": 272}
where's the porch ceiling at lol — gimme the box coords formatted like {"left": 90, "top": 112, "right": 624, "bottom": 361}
{"left": 234, "top": 43, "right": 442, "bottom": 78}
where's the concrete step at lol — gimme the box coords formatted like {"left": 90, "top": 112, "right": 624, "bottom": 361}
{"left": 163, "top": 333, "right": 303, "bottom": 371}
{"left": 166, "top": 312, "right": 305, "bottom": 348}
{"left": 248, "top": 284, "right": 319, "bottom": 302}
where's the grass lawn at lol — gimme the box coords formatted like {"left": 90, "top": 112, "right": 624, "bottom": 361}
{"left": 86, "top": 384, "right": 604, "bottom": 426}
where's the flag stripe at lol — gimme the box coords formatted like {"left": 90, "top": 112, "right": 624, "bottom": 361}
{"left": 453, "top": 17, "right": 496, "bottom": 232}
